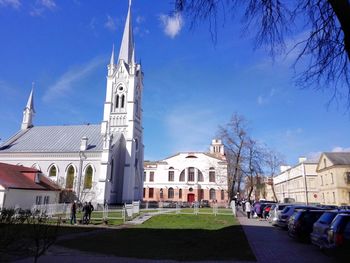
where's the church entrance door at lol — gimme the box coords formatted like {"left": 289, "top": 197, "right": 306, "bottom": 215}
{"left": 187, "top": 194, "right": 195, "bottom": 203}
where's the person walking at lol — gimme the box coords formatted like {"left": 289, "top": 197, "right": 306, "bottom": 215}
{"left": 88, "top": 202, "right": 94, "bottom": 222}
{"left": 82, "top": 202, "right": 89, "bottom": 224}
{"left": 70, "top": 201, "right": 77, "bottom": 225}
{"left": 245, "top": 201, "right": 251, "bottom": 219}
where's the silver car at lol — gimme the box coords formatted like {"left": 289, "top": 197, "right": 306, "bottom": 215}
{"left": 269, "top": 203, "right": 288, "bottom": 226}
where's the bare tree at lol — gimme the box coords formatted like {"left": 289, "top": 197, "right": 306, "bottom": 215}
{"left": 218, "top": 113, "right": 249, "bottom": 201}
{"left": 264, "top": 149, "right": 285, "bottom": 202}
{"left": 174, "top": 0, "right": 350, "bottom": 105}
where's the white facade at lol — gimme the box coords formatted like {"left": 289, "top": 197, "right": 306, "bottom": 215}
{"left": 0, "top": 2, "right": 143, "bottom": 205}
{"left": 143, "top": 140, "right": 229, "bottom": 205}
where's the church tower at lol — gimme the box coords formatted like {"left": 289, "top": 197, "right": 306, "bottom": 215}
{"left": 21, "top": 88, "right": 35, "bottom": 130}
{"left": 101, "top": 0, "right": 144, "bottom": 203}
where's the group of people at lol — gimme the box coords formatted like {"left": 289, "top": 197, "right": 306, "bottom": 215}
{"left": 244, "top": 200, "right": 272, "bottom": 219}
{"left": 70, "top": 201, "right": 94, "bottom": 225}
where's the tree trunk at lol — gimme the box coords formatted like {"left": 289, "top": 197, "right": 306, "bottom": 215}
{"left": 329, "top": 0, "right": 350, "bottom": 60}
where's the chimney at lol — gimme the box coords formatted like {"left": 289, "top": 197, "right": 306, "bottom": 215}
{"left": 34, "top": 173, "right": 41, "bottom": 183}
{"left": 298, "top": 157, "right": 307, "bottom": 163}
{"left": 80, "top": 136, "right": 88, "bottom": 151}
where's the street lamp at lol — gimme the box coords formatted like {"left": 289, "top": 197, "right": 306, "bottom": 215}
{"left": 77, "top": 137, "right": 88, "bottom": 201}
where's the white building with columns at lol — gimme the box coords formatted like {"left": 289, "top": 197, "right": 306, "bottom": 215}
{"left": 0, "top": 1, "right": 143, "bottom": 205}
{"left": 143, "top": 140, "right": 229, "bottom": 206}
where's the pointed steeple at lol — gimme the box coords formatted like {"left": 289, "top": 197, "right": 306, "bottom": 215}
{"left": 108, "top": 44, "right": 116, "bottom": 76}
{"left": 21, "top": 84, "right": 35, "bottom": 130}
{"left": 118, "top": 0, "right": 134, "bottom": 65}
{"left": 110, "top": 44, "right": 115, "bottom": 65}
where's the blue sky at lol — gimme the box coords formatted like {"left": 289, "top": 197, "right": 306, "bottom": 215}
{"left": 0, "top": 0, "right": 349, "bottom": 165}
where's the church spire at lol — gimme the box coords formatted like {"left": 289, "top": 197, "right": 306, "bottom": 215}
{"left": 21, "top": 84, "right": 35, "bottom": 130}
{"left": 108, "top": 44, "right": 116, "bottom": 75}
{"left": 110, "top": 44, "right": 115, "bottom": 65}
{"left": 118, "top": 0, "right": 134, "bottom": 65}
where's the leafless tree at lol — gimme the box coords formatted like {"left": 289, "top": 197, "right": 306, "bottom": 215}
{"left": 174, "top": 0, "right": 350, "bottom": 105}
{"left": 264, "top": 149, "right": 285, "bottom": 202}
{"left": 218, "top": 113, "right": 249, "bottom": 201}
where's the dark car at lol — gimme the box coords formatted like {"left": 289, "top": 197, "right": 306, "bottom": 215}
{"left": 277, "top": 205, "right": 313, "bottom": 229}
{"left": 200, "top": 199, "right": 210, "bottom": 208}
{"left": 311, "top": 210, "right": 350, "bottom": 248}
{"left": 324, "top": 214, "right": 350, "bottom": 257}
{"left": 288, "top": 209, "right": 327, "bottom": 241}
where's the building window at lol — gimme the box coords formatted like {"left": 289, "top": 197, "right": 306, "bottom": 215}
{"left": 115, "top": 95, "right": 119, "bottom": 109}
{"left": 198, "top": 170, "right": 204, "bottom": 182}
{"left": 160, "top": 188, "right": 163, "bottom": 199}
{"left": 331, "top": 173, "right": 334, "bottom": 184}
{"left": 49, "top": 165, "right": 57, "bottom": 177}
{"left": 199, "top": 189, "right": 204, "bottom": 200}
{"left": 323, "top": 159, "right": 327, "bottom": 168}
{"left": 179, "top": 189, "right": 182, "bottom": 199}
{"left": 35, "top": 196, "right": 42, "bottom": 205}
{"left": 209, "top": 169, "right": 215, "bottom": 183}
{"left": 346, "top": 172, "right": 350, "bottom": 184}
{"left": 144, "top": 171, "right": 146, "bottom": 182}
{"left": 84, "top": 165, "right": 93, "bottom": 189}
{"left": 150, "top": 171, "right": 154, "bottom": 182}
{"left": 210, "top": 189, "right": 216, "bottom": 200}
{"left": 179, "top": 170, "right": 185, "bottom": 182}
{"left": 121, "top": 94, "right": 125, "bottom": 108}
{"left": 221, "top": 190, "right": 225, "bottom": 200}
{"left": 188, "top": 167, "right": 195, "bottom": 181}
{"left": 332, "top": 192, "right": 336, "bottom": 203}
{"left": 321, "top": 175, "right": 323, "bottom": 186}
{"left": 43, "top": 196, "right": 50, "bottom": 204}
{"left": 168, "top": 169, "right": 174, "bottom": 182}
{"left": 149, "top": 188, "right": 154, "bottom": 198}
{"left": 66, "top": 165, "right": 75, "bottom": 189}
{"left": 143, "top": 188, "right": 145, "bottom": 198}
{"left": 168, "top": 188, "right": 174, "bottom": 199}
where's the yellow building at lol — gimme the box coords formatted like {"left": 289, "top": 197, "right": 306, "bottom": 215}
{"left": 316, "top": 152, "right": 350, "bottom": 206}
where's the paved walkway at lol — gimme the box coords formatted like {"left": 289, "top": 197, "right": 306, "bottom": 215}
{"left": 236, "top": 209, "right": 336, "bottom": 263}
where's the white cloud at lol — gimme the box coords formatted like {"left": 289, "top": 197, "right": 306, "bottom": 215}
{"left": 257, "top": 88, "right": 276, "bottom": 106}
{"left": 332, "top": 146, "right": 350, "bottom": 152}
{"left": 104, "top": 15, "right": 118, "bottom": 31}
{"left": 30, "top": 0, "right": 57, "bottom": 16}
{"left": 0, "top": 0, "right": 21, "bottom": 9}
{"left": 136, "top": 15, "right": 145, "bottom": 24}
{"left": 159, "top": 12, "right": 183, "bottom": 39}
{"left": 43, "top": 56, "right": 105, "bottom": 103}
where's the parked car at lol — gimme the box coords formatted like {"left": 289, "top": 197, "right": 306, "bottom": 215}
{"left": 324, "top": 214, "right": 350, "bottom": 257}
{"left": 277, "top": 205, "right": 314, "bottom": 229}
{"left": 288, "top": 209, "right": 327, "bottom": 241}
{"left": 269, "top": 203, "right": 288, "bottom": 226}
{"left": 311, "top": 210, "right": 350, "bottom": 248}
{"left": 200, "top": 199, "right": 210, "bottom": 208}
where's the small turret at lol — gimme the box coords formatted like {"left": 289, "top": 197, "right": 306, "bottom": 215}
{"left": 210, "top": 139, "right": 225, "bottom": 156}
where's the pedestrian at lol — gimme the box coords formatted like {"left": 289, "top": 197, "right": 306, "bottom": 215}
{"left": 70, "top": 201, "right": 77, "bottom": 225}
{"left": 82, "top": 202, "right": 89, "bottom": 224}
{"left": 245, "top": 201, "right": 251, "bottom": 219}
{"left": 88, "top": 202, "right": 94, "bottom": 222}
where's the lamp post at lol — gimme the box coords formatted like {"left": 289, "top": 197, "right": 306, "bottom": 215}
{"left": 77, "top": 137, "right": 88, "bottom": 201}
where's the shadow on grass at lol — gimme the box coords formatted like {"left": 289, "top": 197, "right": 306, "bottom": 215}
{"left": 57, "top": 225, "right": 256, "bottom": 261}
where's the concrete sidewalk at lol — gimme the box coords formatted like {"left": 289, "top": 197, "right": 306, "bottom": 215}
{"left": 236, "top": 209, "right": 336, "bottom": 263}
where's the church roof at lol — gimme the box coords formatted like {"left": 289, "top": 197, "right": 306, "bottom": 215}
{"left": 0, "top": 162, "right": 60, "bottom": 191}
{"left": 323, "top": 152, "right": 350, "bottom": 165}
{"left": 0, "top": 124, "right": 104, "bottom": 153}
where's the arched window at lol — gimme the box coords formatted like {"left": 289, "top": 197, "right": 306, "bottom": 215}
{"left": 160, "top": 188, "right": 164, "bottom": 199}
{"left": 115, "top": 95, "right": 119, "bottom": 109}
{"left": 188, "top": 167, "right": 195, "bottom": 181}
{"left": 168, "top": 188, "right": 174, "bottom": 199}
{"left": 198, "top": 170, "right": 204, "bottom": 182}
{"left": 168, "top": 167, "right": 174, "bottom": 182}
{"left": 48, "top": 165, "right": 57, "bottom": 177}
{"left": 179, "top": 170, "right": 185, "bottom": 182}
{"left": 179, "top": 189, "right": 182, "bottom": 199}
{"left": 121, "top": 94, "right": 125, "bottom": 108}
{"left": 221, "top": 190, "right": 225, "bottom": 200}
{"left": 209, "top": 168, "right": 215, "bottom": 183}
{"left": 66, "top": 165, "right": 75, "bottom": 189}
{"left": 84, "top": 165, "right": 93, "bottom": 189}
{"left": 199, "top": 189, "right": 204, "bottom": 200}
{"left": 209, "top": 188, "right": 216, "bottom": 200}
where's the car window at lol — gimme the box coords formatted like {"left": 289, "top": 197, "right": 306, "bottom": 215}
{"left": 318, "top": 212, "right": 337, "bottom": 224}
{"left": 282, "top": 206, "right": 291, "bottom": 213}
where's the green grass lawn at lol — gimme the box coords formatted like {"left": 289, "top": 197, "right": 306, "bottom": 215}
{"left": 57, "top": 213, "right": 256, "bottom": 261}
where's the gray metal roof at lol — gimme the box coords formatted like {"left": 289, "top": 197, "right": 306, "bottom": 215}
{"left": 324, "top": 152, "right": 350, "bottom": 165}
{"left": 0, "top": 125, "right": 104, "bottom": 153}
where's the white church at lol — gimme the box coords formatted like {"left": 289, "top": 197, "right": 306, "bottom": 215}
{"left": 0, "top": 2, "right": 143, "bottom": 205}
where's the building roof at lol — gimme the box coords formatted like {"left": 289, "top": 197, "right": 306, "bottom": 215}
{"left": 0, "top": 124, "right": 104, "bottom": 153}
{"left": 0, "top": 162, "right": 60, "bottom": 191}
{"left": 324, "top": 152, "right": 350, "bottom": 165}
